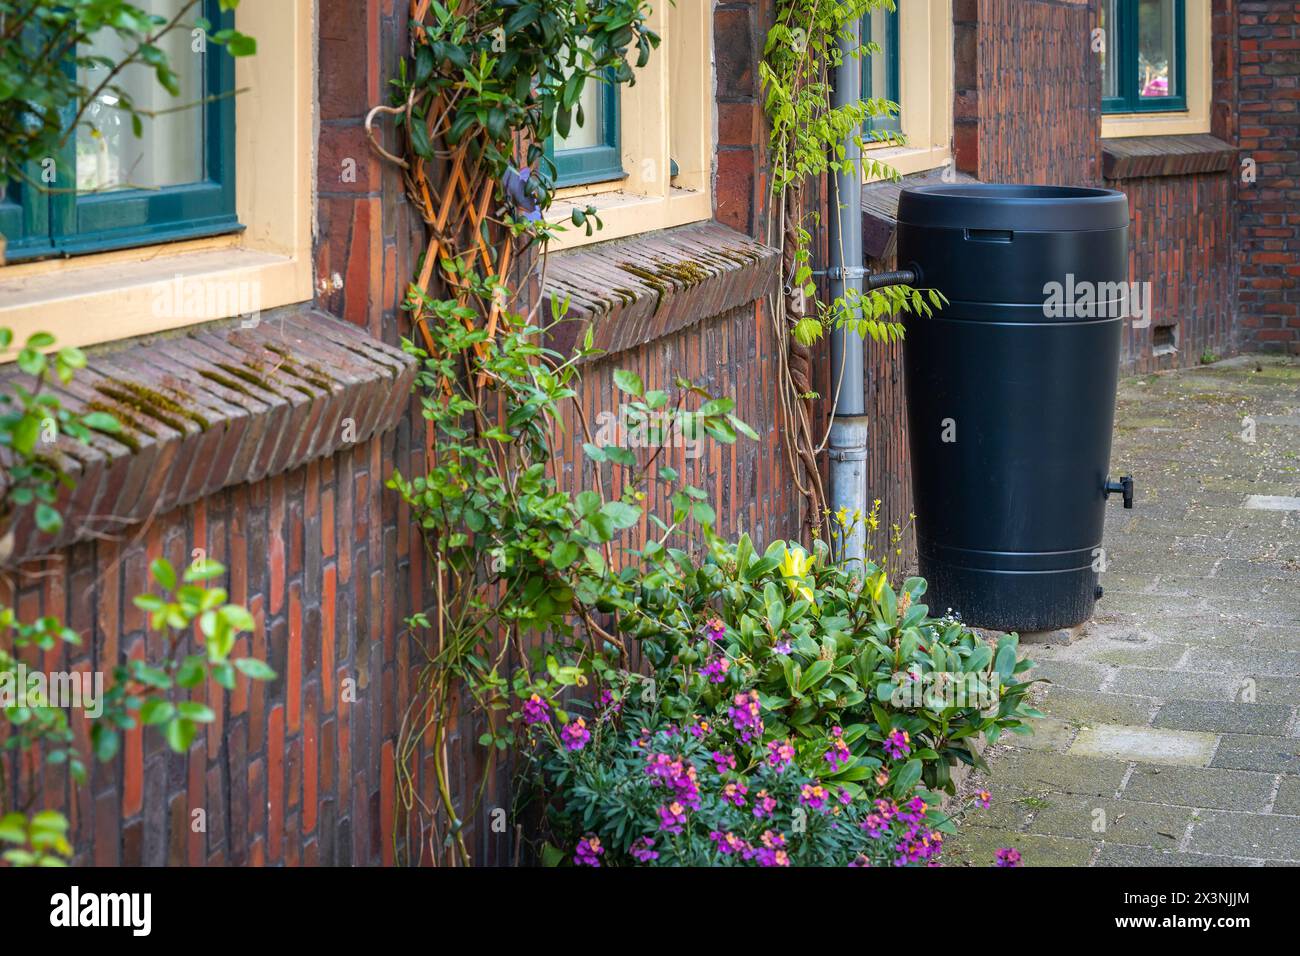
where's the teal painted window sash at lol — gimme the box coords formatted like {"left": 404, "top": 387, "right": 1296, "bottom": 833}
{"left": 862, "top": 5, "right": 900, "bottom": 136}
{"left": 1103, "top": 0, "right": 1187, "bottom": 114}
{"left": 545, "top": 71, "right": 625, "bottom": 188}
{"left": 2, "top": 0, "right": 240, "bottom": 264}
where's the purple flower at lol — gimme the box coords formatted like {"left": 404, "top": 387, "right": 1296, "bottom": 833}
{"left": 897, "top": 796, "right": 928, "bottom": 824}
{"left": 883, "top": 728, "right": 911, "bottom": 760}
{"left": 773, "top": 639, "right": 793, "bottom": 655}
{"left": 862, "top": 813, "right": 888, "bottom": 839}
{"left": 709, "top": 830, "right": 750, "bottom": 856}
{"left": 630, "top": 836, "right": 659, "bottom": 862}
{"left": 800, "top": 783, "right": 829, "bottom": 812}
{"left": 766, "top": 738, "right": 795, "bottom": 772}
{"left": 574, "top": 834, "right": 604, "bottom": 867}
{"left": 824, "top": 725, "right": 852, "bottom": 772}
{"left": 894, "top": 823, "right": 944, "bottom": 865}
{"left": 874, "top": 798, "right": 899, "bottom": 821}
{"left": 745, "top": 830, "right": 789, "bottom": 867}
{"left": 658, "top": 802, "right": 688, "bottom": 834}
{"left": 645, "top": 753, "right": 701, "bottom": 809}
{"left": 521, "top": 693, "right": 550, "bottom": 726}
{"left": 995, "top": 847, "right": 1022, "bottom": 868}
{"left": 701, "top": 655, "right": 730, "bottom": 684}
{"left": 975, "top": 790, "right": 991, "bottom": 809}
{"left": 752, "top": 789, "right": 777, "bottom": 819}
{"left": 712, "top": 750, "right": 736, "bottom": 774}
{"left": 560, "top": 717, "right": 590, "bottom": 751}
{"left": 704, "top": 616, "right": 726, "bottom": 643}
{"left": 728, "top": 690, "right": 764, "bottom": 744}
{"left": 722, "top": 781, "right": 748, "bottom": 808}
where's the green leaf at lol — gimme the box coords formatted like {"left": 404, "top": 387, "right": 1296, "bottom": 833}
{"left": 612, "top": 370, "right": 643, "bottom": 397}
{"left": 600, "top": 501, "right": 641, "bottom": 530}
{"left": 165, "top": 717, "right": 196, "bottom": 752}
{"left": 150, "top": 558, "right": 177, "bottom": 592}
{"left": 234, "top": 658, "right": 277, "bottom": 681}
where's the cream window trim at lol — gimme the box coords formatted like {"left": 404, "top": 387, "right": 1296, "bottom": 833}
{"left": 864, "top": 0, "right": 953, "bottom": 182}
{"left": 545, "top": 0, "right": 713, "bottom": 251}
{"left": 1102, "top": 0, "right": 1212, "bottom": 139}
{"left": 0, "top": 0, "right": 316, "bottom": 356}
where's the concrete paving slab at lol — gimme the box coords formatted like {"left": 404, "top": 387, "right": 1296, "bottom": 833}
{"left": 1210, "top": 734, "right": 1300, "bottom": 774}
{"left": 1121, "top": 764, "right": 1277, "bottom": 811}
{"left": 1069, "top": 723, "right": 1218, "bottom": 767}
{"left": 1188, "top": 811, "right": 1300, "bottom": 862}
{"left": 1153, "top": 700, "right": 1293, "bottom": 736}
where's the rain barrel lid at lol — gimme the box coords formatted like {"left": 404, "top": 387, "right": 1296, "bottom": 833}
{"left": 898, "top": 183, "right": 1129, "bottom": 233}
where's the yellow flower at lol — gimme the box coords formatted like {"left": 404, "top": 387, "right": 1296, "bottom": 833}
{"left": 779, "top": 546, "right": 815, "bottom": 604}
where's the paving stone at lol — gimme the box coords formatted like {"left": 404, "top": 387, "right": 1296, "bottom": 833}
{"left": 1024, "top": 659, "right": 1110, "bottom": 692}
{"left": 960, "top": 788, "right": 1037, "bottom": 831}
{"left": 1105, "top": 667, "right": 1242, "bottom": 701}
{"left": 1094, "top": 845, "right": 1262, "bottom": 867}
{"left": 1069, "top": 723, "right": 1217, "bottom": 767}
{"left": 1042, "top": 687, "right": 1157, "bottom": 727}
{"left": 1210, "top": 734, "right": 1300, "bottom": 774}
{"left": 1249, "top": 675, "right": 1300, "bottom": 706}
{"left": 1181, "top": 646, "right": 1300, "bottom": 677}
{"left": 1153, "top": 700, "right": 1293, "bottom": 736}
{"left": 1027, "top": 793, "right": 1191, "bottom": 847}
{"left": 1187, "top": 811, "right": 1300, "bottom": 861}
{"left": 945, "top": 828, "right": 1094, "bottom": 868}
{"left": 1003, "top": 716, "right": 1077, "bottom": 753}
{"left": 1271, "top": 776, "right": 1300, "bottom": 816}
{"left": 1080, "top": 640, "right": 1188, "bottom": 668}
{"left": 1121, "top": 764, "right": 1277, "bottom": 811}
{"left": 991, "top": 751, "right": 1130, "bottom": 797}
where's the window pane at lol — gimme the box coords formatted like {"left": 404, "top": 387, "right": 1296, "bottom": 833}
{"left": 862, "top": 5, "right": 899, "bottom": 134}
{"left": 77, "top": 0, "right": 205, "bottom": 193}
{"left": 1101, "top": 0, "right": 1119, "bottom": 99}
{"left": 1138, "top": 0, "right": 1178, "bottom": 99}
{"left": 555, "top": 73, "right": 606, "bottom": 152}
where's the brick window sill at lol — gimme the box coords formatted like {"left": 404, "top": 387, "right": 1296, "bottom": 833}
{"left": 0, "top": 309, "right": 415, "bottom": 565}
{"left": 542, "top": 220, "right": 779, "bottom": 360}
{"left": 1102, "top": 133, "right": 1237, "bottom": 180}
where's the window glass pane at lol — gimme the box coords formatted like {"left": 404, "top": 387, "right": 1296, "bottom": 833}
{"left": 1138, "top": 0, "right": 1178, "bottom": 99}
{"left": 554, "top": 75, "right": 607, "bottom": 153}
{"left": 864, "top": 6, "right": 890, "bottom": 100}
{"left": 1101, "top": 0, "right": 1119, "bottom": 99}
{"left": 76, "top": 0, "right": 205, "bottom": 193}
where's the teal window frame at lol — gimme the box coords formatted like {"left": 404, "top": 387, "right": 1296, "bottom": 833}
{"left": 545, "top": 71, "right": 625, "bottom": 188}
{"left": 862, "top": 5, "right": 900, "bottom": 136}
{"left": 1, "top": 0, "right": 240, "bottom": 264}
{"left": 1103, "top": 0, "right": 1187, "bottom": 114}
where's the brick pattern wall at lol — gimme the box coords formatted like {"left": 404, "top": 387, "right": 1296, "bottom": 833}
{"left": 0, "top": 426, "right": 412, "bottom": 866}
{"left": 970, "top": 0, "right": 1101, "bottom": 185}
{"left": 1236, "top": 0, "right": 1300, "bottom": 354}
{"left": 1111, "top": 172, "right": 1237, "bottom": 370}
{"left": 715, "top": 0, "right": 772, "bottom": 235}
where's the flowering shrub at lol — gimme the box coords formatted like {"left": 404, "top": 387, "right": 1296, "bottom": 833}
{"left": 525, "top": 690, "right": 960, "bottom": 867}
{"left": 621, "top": 533, "right": 1043, "bottom": 800}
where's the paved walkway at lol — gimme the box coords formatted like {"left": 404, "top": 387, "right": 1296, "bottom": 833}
{"left": 948, "top": 354, "right": 1300, "bottom": 866}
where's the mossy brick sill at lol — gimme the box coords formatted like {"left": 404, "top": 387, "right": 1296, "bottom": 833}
{"left": 861, "top": 166, "right": 979, "bottom": 261}
{"left": 0, "top": 308, "right": 415, "bottom": 566}
{"left": 1102, "top": 133, "right": 1237, "bottom": 181}
{"left": 543, "top": 220, "right": 779, "bottom": 361}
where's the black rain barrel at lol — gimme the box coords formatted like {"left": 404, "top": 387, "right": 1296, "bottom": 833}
{"left": 897, "top": 183, "right": 1132, "bottom": 632}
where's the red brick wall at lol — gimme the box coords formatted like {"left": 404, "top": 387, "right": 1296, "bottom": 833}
{"left": 0, "top": 425, "right": 413, "bottom": 866}
{"left": 1236, "top": 0, "right": 1300, "bottom": 354}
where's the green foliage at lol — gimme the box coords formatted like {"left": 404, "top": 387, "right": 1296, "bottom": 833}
{"left": 392, "top": 0, "right": 657, "bottom": 233}
{"left": 0, "top": 808, "right": 70, "bottom": 866}
{"left": 760, "top": 0, "right": 946, "bottom": 346}
{"left": 0, "top": 328, "right": 120, "bottom": 539}
{"left": 0, "top": 0, "right": 256, "bottom": 189}
{"left": 623, "top": 534, "right": 1042, "bottom": 797}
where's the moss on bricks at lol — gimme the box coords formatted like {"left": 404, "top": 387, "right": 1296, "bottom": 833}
{"left": 94, "top": 381, "right": 209, "bottom": 433}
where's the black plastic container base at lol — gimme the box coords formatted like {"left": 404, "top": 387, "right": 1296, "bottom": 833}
{"left": 918, "top": 549, "right": 1099, "bottom": 633}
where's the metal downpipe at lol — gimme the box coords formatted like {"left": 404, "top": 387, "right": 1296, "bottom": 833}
{"left": 828, "top": 16, "right": 868, "bottom": 569}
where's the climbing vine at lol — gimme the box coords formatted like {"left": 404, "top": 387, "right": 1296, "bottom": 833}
{"left": 369, "top": 0, "right": 760, "bottom": 866}
{"left": 760, "top": 0, "right": 945, "bottom": 536}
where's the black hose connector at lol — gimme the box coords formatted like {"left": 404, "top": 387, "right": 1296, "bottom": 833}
{"left": 866, "top": 269, "right": 918, "bottom": 291}
{"left": 1105, "top": 475, "right": 1135, "bottom": 509}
